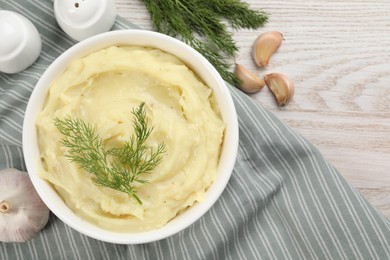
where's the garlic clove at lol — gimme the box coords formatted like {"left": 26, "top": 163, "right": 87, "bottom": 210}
{"left": 234, "top": 63, "right": 265, "bottom": 94}
{"left": 0, "top": 168, "right": 50, "bottom": 243}
{"left": 252, "top": 31, "right": 283, "bottom": 67}
{"left": 264, "top": 72, "right": 295, "bottom": 106}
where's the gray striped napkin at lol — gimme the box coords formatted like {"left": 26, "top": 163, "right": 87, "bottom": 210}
{"left": 1, "top": 1, "right": 390, "bottom": 259}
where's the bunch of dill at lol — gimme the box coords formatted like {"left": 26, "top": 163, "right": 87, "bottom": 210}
{"left": 141, "top": 0, "right": 268, "bottom": 85}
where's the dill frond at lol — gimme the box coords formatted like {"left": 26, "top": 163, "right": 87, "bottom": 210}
{"left": 54, "top": 102, "right": 165, "bottom": 204}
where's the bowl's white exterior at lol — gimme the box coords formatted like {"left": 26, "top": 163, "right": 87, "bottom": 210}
{"left": 23, "top": 30, "right": 238, "bottom": 244}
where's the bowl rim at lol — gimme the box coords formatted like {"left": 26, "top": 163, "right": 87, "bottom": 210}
{"left": 23, "top": 29, "right": 239, "bottom": 244}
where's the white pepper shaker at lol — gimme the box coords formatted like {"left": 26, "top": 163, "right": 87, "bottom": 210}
{"left": 54, "top": 0, "right": 117, "bottom": 42}
{"left": 0, "top": 11, "right": 42, "bottom": 74}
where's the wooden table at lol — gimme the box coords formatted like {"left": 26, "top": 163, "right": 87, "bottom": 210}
{"left": 114, "top": 0, "right": 390, "bottom": 219}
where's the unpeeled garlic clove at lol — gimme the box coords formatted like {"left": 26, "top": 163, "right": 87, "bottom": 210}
{"left": 252, "top": 31, "right": 283, "bottom": 67}
{"left": 0, "top": 168, "right": 50, "bottom": 243}
{"left": 234, "top": 63, "right": 265, "bottom": 94}
{"left": 264, "top": 72, "right": 294, "bottom": 106}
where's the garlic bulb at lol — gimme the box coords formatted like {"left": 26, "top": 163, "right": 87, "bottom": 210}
{"left": 0, "top": 168, "right": 50, "bottom": 242}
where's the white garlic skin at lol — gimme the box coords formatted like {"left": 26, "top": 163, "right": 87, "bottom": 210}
{"left": 0, "top": 168, "right": 50, "bottom": 243}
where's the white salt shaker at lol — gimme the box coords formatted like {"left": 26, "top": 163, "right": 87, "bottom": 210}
{"left": 54, "top": 0, "right": 117, "bottom": 42}
{"left": 0, "top": 11, "right": 42, "bottom": 74}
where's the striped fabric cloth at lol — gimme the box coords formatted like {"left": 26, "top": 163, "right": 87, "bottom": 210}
{"left": 1, "top": 1, "right": 390, "bottom": 259}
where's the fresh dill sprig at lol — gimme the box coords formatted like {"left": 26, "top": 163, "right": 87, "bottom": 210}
{"left": 54, "top": 102, "right": 165, "bottom": 204}
{"left": 200, "top": 0, "right": 269, "bottom": 30}
{"left": 140, "top": 0, "right": 268, "bottom": 85}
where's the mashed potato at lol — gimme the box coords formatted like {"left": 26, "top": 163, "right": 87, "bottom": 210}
{"left": 36, "top": 46, "right": 225, "bottom": 232}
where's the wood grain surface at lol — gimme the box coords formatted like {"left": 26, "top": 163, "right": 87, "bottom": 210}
{"left": 114, "top": 0, "right": 390, "bottom": 219}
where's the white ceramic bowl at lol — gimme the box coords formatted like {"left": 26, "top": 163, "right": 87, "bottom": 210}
{"left": 23, "top": 30, "right": 238, "bottom": 244}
